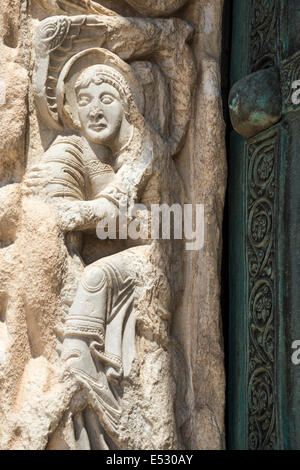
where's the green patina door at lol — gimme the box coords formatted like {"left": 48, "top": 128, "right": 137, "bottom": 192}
{"left": 228, "top": 0, "right": 300, "bottom": 449}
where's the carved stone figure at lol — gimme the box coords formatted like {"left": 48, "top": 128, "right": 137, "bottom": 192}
{"left": 25, "top": 40, "right": 190, "bottom": 448}
{"left": 0, "top": 0, "right": 226, "bottom": 450}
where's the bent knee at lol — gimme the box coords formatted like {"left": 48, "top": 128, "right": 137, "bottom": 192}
{"left": 81, "top": 265, "right": 106, "bottom": 292}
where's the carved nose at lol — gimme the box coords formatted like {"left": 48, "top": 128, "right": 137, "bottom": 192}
{"left": 90, "top": 109, "right": 103, "bottom": 119}
{"left": 89, "top": 103, "right": 104, "bottom": 119}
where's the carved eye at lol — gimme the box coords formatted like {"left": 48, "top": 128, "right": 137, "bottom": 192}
{"left": 78, "top": 95, "right": 91, "bottom": 106}
{"left": 101, "top": 94, "right": 114, "bottom": 105}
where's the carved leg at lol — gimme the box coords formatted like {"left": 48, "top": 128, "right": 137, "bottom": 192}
{"left": 64, "top": 265, "right": 107, "bottom": 347}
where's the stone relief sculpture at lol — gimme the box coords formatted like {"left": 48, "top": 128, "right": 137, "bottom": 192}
{"left": 0, "top": 0, "right": 226, "bottom": 451}
{"left": 17, "top": 3, "right": 196, "bottom": 449}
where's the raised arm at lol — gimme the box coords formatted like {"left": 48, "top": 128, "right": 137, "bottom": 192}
{"left": 39, "top": 0, "right": 190, "bottom": 17}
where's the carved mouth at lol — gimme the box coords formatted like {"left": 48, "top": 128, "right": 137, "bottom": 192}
{"left": 89, "top": 123, "right": 107, "bottom": 131}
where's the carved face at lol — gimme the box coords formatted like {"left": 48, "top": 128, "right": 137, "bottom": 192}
{"left": 77, "top": 81, "right": 125, "bottom": 146}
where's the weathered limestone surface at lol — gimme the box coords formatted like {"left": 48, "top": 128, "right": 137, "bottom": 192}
{"left": 0, "top": 0, "right": 226, "bottom": 450}
{"left": 176, "top": 1, "right": 226, "bottom": 449}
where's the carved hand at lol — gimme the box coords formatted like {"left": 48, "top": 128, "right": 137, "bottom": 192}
{"left": 54, "top": 199, "right": 118, "bottom": 233}
{"left": 23, "top": 163, "right": 56, "bottom": 198}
